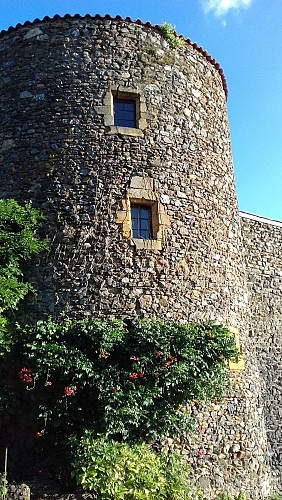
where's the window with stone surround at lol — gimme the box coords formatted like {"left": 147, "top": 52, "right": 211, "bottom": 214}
{"left": 115, "top": 176, "right": 170, "bottom": 251}
{"left": 95, "top": 86, "right": 147, "bottom": 138}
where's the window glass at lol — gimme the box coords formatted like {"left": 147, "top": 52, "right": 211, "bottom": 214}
{"left": 114, "top": 99, "right": 136, "bottom": 128}
{"left": 131, "top": 204, "right": 152, "bottom": 239}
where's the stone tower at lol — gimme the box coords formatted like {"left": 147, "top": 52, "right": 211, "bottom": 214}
{"left": 0, "top": 14, "right": 274, "bottom": 497}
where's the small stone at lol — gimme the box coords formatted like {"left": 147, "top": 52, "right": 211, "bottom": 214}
{"left": 121, "top": 277, "right": 129, "bottom": 284}
{"left": 20, "top": 91, "right": 33, "bottom": 99}
{"left": 0, "top": 139, "right": 15, "bottom": 152}
{"left": 160, "top": 194, "right": 170, "bottom": 204}
{"left": 197, "top": 476, "right": 211, "bottom": 489}
{"left": 177, "top": 191, "right": 187, "bottom": 199}
{"left": 35, "top": 93, "right": 45, "bottom": 101}
{"left": 192, "top": 88, "right": 201, "bottom": 98}
{"left": 67, "top": 28, "right": 80, "bottom": 37}
{"left": 23, "top": 27, "right": 43, "bottom": 39}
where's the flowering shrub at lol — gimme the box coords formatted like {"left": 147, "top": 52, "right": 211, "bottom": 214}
{"left": 1, "top": 317, "right": 238, "bottom": 444}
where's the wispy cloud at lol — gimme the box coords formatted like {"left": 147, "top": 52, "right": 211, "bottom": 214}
{"left": 201, "top": 0, "right": 253, "bottom": 16}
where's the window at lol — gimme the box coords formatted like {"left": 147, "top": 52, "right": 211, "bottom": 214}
{"left": 95, "top": 86, "right": 147, "bottom": 137}
{"left": 114, "top": 99, "right": 136, "bottom": 128}
{"left": 131, "top": 204, "right": 152, "bottom": 239}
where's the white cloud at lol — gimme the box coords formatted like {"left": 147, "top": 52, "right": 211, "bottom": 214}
{"left": 202, "top": 0, "right": 253, "bottom": 16}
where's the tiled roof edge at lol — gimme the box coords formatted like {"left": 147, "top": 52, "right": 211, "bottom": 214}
{"left": 0, "top": 13, "right": 228, "bottom": 98}
{"left": 240, "top": 211, "right": 282, "bottom": 228}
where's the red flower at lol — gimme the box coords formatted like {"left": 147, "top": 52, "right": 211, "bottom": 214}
{"left": 18, "top": 367, "right": 33, "bottom": 383}
{"left": 64, "top": 385, "right": 77, "bottom": 396}
{"left": 169, "top": 356, "right": 177, "bottom": 362}
{"left": 36, "top": 430, "right": 45, "bottom": 438}
{"left": 129, "top": 372, "right": 138, "bottom": 381}
{"left": 139, "top": 372, "right": 144, "bottom": 378}
{"left": 156, "top": 351, "right": 162, "bottom": 356}
{"left": 198, "top": 426, "right": 204, "bottom": 434}
{"left": 45, "top": 380, "right": 52, "bottom": 387}
{"left": 101, "top": 351, "right": 109, "bottom": 359}
{"left": 163, "top": 361, "right": 172, "bottom": 368}
{"left": 110, "top": 387, "right": 117, "bottom": 393}
{"left": 130, "top": 356, "right": 140, "bottom": 361}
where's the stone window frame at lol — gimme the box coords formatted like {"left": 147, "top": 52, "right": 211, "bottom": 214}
{"left": 95, "top": 85, "right": 147, "bottom": 138}
{"left": 116, "top": 176, "right": 169, "bottom": 251}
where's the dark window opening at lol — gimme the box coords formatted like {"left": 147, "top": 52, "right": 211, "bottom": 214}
{"left": 131, "top": 204, "right": 152, "bottom": 239}
{"left": 114, "top": 99, "right": 136, "bottom": 128}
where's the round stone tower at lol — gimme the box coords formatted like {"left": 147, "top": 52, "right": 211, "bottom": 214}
{"left": 0, "top": 14, "right": 274, "bottom": 497}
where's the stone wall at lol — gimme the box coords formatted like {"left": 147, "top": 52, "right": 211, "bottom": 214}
{"left": 241, "top": 212, "right": 282, "bottom": 494}
{"left": 0, "top": 14, "right": 275, "bottom": 497}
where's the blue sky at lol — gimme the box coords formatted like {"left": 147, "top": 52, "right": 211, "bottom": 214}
{"left": 0, "top": 0, "right": 281, "bottom": 220}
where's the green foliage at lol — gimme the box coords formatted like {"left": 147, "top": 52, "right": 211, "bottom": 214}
{"left": 0, "top": 199, "right": 48, "bottom": 314}
{"left": 158, "top": 22, "right": 185, "bottom": 49}
{"left": 71, "top": 433, "right": 201, "bottom": 499}
{"left": 0, "top": 199, "right": 47, "bottom": 418}
{"left": 216, "top": 493, "right": 246, "bottom": 500}
{"left": 2, "top": 318, "right": 238, "bottom": 443}
{"left": 0, "top": 317, "right": 11, "bottom": 358}
{"left": 0, "top": 472, "right": 7, "bottom": 496}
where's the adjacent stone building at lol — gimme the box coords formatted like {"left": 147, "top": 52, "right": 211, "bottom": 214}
{"left": 240, "top": 212, "right": 282, "bottom": 494}
{"left": 0, "top": 13, "right": 281, "bottom": 498}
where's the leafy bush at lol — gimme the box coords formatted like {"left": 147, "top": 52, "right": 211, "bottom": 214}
{"left": 158, "top": 22, "right": 185, "bottom": 48}
{"left": 71, "top": 433, "right": 201, "bottom": 499}
{"left": 2, "top": 318, "right": 238, "bottom": 443}
{"left": 0, "top": 199, "right": 48, "bottom": 314}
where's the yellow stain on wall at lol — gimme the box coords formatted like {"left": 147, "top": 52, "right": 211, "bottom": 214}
{"left": 228, "top": 327, "right": 245, "bottom": 372}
